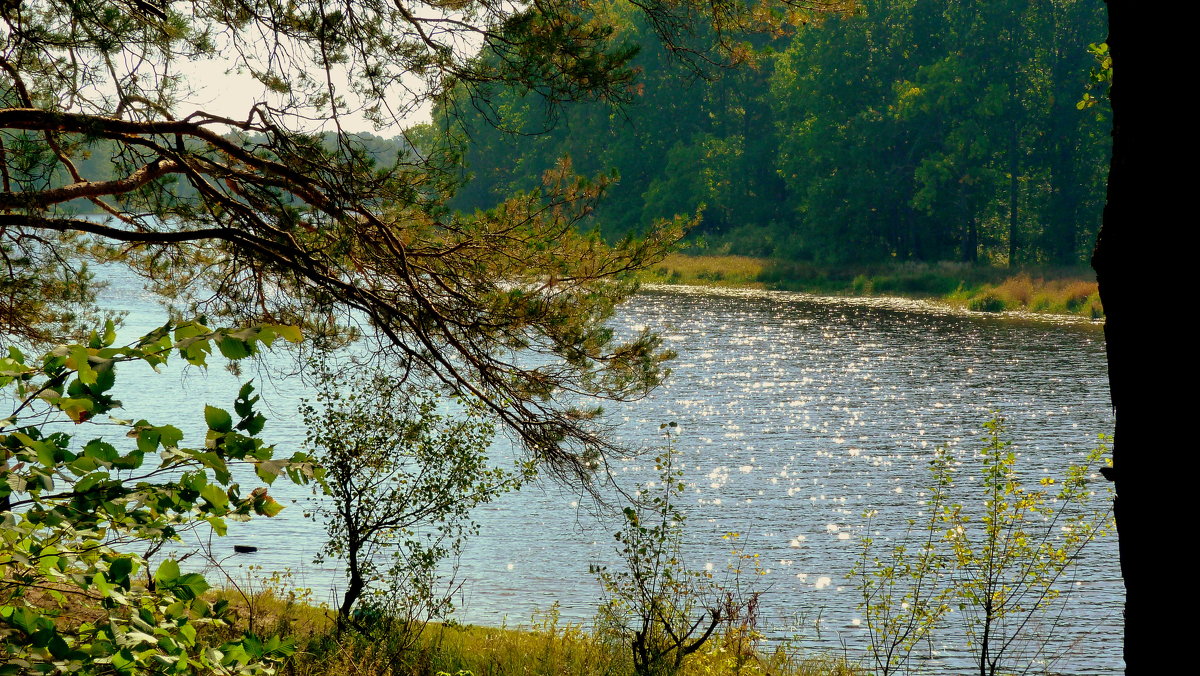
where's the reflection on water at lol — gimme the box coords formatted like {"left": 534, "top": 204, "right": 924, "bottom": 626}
{"left": 94, "top": 274, "right": 1119, "bottom": 674}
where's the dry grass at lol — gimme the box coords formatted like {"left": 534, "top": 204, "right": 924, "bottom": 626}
{"left": 208, "top": 586, "right": 336, "bottom": 643}
{"left": 259, "top": 600, "right": 861, "bottom": 676}
{"left": 954, "top": 274, "right": 1103, "bottom": 318}
{"left": 995, "top": 274, "right": 1036, "bottom": 306}
{"left": 637, "top": 254, "right": 768, "bottom": 288}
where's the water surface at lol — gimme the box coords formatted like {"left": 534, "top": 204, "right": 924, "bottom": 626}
{"left": 96, "top": 274, "right": 1120, "bottom": 673}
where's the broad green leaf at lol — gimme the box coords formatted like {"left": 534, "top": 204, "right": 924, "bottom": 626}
{"left": 93, "top": 362, "right": 116, "bottom": 392}
{"left": 217, "top": 337, "right": 252, "bottom": 360}
{"left": 254, "top": 459, "right": 286, "bottom": 485}
{"left": 238, "top": 413, "right": 266, "bottom": 436}
{"left": 93, "top": 571, "right": 113, "bottom": 598}
{"left": 200, "top": 483, "right": 229, "bottom": 509}
{"left": 181, "top": 338, "right": 211, "bottom": 366}
{"left": 58, "top": 398, "right": 95, "bottom": 423}
{"left": 109, "top": 557, "right": 134, "bottom": 588}
{"left": 254, "top": 492, "right": 284, "bottom": 517}
{"left": 170, "top": 573, "right": 210, "bottom": 600}
{"left": 67, "top": 346, "right": 97, "bottom": 386}
{"left": 155, "top": 559, "right": 181, "bottom": 586}
{"left": 204, "top": 406, "right": 233, "bottom": 434}
{"left": 135, "top": 428, "right": 161, "bottom": 455}
{"left": 173, "top": 322, "right": 209, "bottom": 342}
{"left": 158, "top": 425, "right": 184, "bottom": 448}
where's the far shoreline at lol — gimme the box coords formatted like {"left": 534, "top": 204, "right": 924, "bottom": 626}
{"left": 633, "top": 253, "right": 1104, "bottom": 320}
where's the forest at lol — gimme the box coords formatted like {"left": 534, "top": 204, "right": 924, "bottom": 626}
{"left": 435, "top": 0, "right": 1111, "bottom": 268}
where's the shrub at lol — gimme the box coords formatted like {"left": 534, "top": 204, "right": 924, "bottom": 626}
{"left": 593, "top": 424, "right": 730, "bottom": 676}
{"left": 995, "top": 274, "right": 1036, "bottom": 307}
{"left": 967, "top": 292, "right": 1008, "bottom": 313}
{"left": 854, "top": 417, "right": 1113, "bottom": 675}
{"left": 851, "top": 275, "right": 874, "bottom": 295}
{"left": 0, "top": 320, "right": 315, "bottom": 674}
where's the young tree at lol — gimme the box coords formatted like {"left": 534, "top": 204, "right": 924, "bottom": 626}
{"left": 855, "top": 418, "right": 1114, "bottom": 676}
{"left": 299, "top": 358, "right": 532, "bottom": 629}
{"left": 594, "top": 461, "right": 720, "bottom": 674}
{"left": 592, "top": 424, "right": 765, "bottom": 676}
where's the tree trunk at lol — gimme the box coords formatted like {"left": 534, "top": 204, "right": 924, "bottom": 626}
{"left": 1093, "top": 2, "right": 1183, "bottom": 671}
{"left": 1007, "top": 119, "right": 1020, "bottom": 268}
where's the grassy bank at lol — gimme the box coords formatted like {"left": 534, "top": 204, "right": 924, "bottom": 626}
{"left": 207, "top": 589, "right": 859, "bottom": 676}
{"left": 636, "top": 255, "right": 1103, "bottom": 318}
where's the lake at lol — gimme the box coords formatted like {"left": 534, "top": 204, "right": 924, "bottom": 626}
{"left": 95, "top": 271, "right": 1120, "bottom": 674}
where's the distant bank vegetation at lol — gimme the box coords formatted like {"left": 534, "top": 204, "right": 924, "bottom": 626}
{"left": 636, "top": 254, "right": 1103, "bottom": 318}
{"left": 433, "top": 0, "right": 1109, "bottom": 274}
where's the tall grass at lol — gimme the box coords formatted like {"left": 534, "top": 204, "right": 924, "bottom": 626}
{"left": 204, "top": 592, "right": 860, "bottom": 676}
{"left": 636, "top": 254, "right": 768, "bottom": 288}
{"left": 948, "top": 274, "right": 1103, "bottom": 317}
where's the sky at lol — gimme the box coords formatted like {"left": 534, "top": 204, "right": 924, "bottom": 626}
{"left": 176, "top": 53, "right": 435, "bottom": 135}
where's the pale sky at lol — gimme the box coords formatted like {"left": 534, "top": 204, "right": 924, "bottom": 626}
{"left": 176, "top": 56, "right": 434, "bottom": 135}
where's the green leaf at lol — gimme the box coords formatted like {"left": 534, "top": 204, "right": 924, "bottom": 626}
{"left": 109, "top": 556, "right": 134, "bottom": 589}
{"left": 169, "top": 573, "right": 210, "bottom": 601}
{"left": 234, "top": 382, "right": 258, "bottom": 417}
{"left": 217, "top": 337, "right": 252, "bottom": 360}
{"left": 59, "top": 397, "right": 95, "bottom": 423}
{"left": 68, "top": 346, "right": 97, "bottom": 385}
{"left": 155, "top": 560, "right": 181, "bottom": 586}
{"left": 254, "top": 492, "right": 284, "bottom": 517}
{"left": 47, "top": 632, "right": 70, "bottom": 659}
{"left": 200, "top": 483, "right": 229, "bottom": 509}
{"left": 158, "top": 425, "right": 184, "bottom": 448}
{"left": 254, "top": 459, "right": 285, "bottom": 485}
{"left": 135, "top": 427, "right": 161, "bottom": 454}
{"left": 182, "top": 339, "right": 211, "bottom": 366}
{"left": 204, "top": 406, "right": 233, "bottom": 434}
{"left": 93, "top": 363, "right": 116, "bottom": 393}
{"left": 93, "top": 571, "right": 114, "bottom": 598}
{"left": 173, "top": 321, "right": 209, "bottom": 341}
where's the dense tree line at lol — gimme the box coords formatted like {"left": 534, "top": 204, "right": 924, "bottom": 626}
{"left": 436, "top": 0, "right": 1110, "bottom": 267}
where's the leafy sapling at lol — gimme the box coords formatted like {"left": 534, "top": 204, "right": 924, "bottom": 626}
{"left": 300, "top": 357, "right": 533, "bottom": 636}
{"left": 854, "top": 416, "right": 1114, "bottom": 676}
{"left": 593, "top": 422, "right": 724, "bottom": 676}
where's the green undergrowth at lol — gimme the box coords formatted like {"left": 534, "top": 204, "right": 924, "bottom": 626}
{"left": 637, "top": 255, "right": 1103, "bottom": 318}
{"left": 203, "top": 590, "right": 859, "bottom": 676}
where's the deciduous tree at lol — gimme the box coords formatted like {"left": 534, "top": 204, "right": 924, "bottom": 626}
{"left": 300, "top": 357, "right": 531, "bottom": 627}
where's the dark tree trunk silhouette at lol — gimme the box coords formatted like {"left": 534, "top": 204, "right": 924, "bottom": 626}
{"left": 1093, "top": 2, "right": 1182, "bottom": 670}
